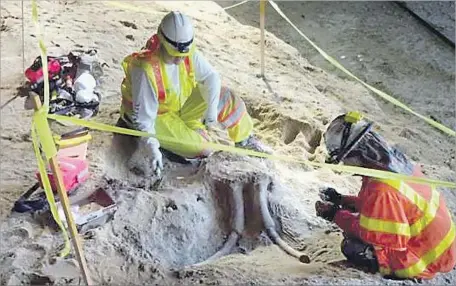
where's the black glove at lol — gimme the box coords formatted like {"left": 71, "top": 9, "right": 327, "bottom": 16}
{"left": 319, "top": 187, "right": 342, "bottom": 205}
{"left": 315, "top": 201, "right": 341, "bottom": 221}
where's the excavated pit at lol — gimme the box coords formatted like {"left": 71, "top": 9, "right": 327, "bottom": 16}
{"left": 0, "top": 149, "right": 326, "bottom": 285}
{"left": 78, "top": 152, "right": 310, "bottom": 283}
{"left": 0, "top": 114, "right": 338, "bottom": 285}
{"left": 0, "top": 142, "right": 344, "bottom": 285}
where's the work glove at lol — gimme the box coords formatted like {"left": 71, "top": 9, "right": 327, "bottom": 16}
{"left": 319, "top": 187, "right": 342, "bottom": 206}
{"left": 315, "top": 201, "right": 340, "bottom": 222}
{"left": 144, "top": 137, "right": 163, "bottom": 177}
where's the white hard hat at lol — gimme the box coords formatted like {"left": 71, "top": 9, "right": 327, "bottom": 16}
{"left": 158, "top": 11, "right": 194, "bottom": 57}
{"left": 324, "top": 112, "right": 373, "bottom": 164}
{"left": 324, "top": 112, "right": 413, "bottom": 174}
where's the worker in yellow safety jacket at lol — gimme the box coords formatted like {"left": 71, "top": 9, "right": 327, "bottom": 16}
{"left": 114, "top": 11, "right": 273, "bottom": 174}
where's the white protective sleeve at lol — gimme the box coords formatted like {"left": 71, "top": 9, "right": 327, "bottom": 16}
{"left": 192, "top": 50, "right": 221, "bottom": 124}
{"left": 129, "top": 66, "right": 159, "bottom": 146}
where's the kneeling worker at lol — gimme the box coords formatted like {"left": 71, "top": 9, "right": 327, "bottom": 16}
{"left": 315, "top": 112, "right": 456, "bottom": 280}
{"left": 115, "top": 11, "right": 272, "bottom": 174}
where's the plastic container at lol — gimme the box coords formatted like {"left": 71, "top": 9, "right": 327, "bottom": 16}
{"left": 36, "top": 157, "right": 89, "bottom": 194}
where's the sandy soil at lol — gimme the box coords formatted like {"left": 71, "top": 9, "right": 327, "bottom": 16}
{"left": 219, "top": 0, "right": 456, "bottom": 130}
{"left": 0, "top": 1, "right": 455, "bottom": 285}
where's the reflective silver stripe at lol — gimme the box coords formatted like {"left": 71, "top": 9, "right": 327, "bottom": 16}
{"left": 220, "top": 101, "right": 246, "bottom": 128}
{"left": 217, "top": 86, "right": 231, "bottom": 111}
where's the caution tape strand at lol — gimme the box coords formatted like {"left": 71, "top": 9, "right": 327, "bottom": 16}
{"left": 224, "top": 0, "right": 251, "bottom": 10}
{"left": 30, "top": 0, "right": 70, "bottom": 257}
{"left": 31, "top": 0, "right": 50, "bottom": 112}
{"left": 47, "top": 114, "right": 455, "bottom": 188}
{"left": 31, "top": 125, "right": 71, "bottom": 257}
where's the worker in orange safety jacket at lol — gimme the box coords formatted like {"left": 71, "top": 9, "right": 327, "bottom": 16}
{"left": 113, "top": 11, "right": 273, "bottom": 175}
{"left": 315, "top": 111, "right": 456, "bottom": 280}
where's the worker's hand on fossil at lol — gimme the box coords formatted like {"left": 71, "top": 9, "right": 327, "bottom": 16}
{"left": 315, "top": 201, "right": 340, "bottom": 221}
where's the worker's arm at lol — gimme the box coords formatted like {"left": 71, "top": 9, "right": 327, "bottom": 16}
{"left": 129, "top": 66, "right": 163, "bottom": 172}
{"left": 129, "top": 66, "right": 159, "bottom": 140}
{"left": 341, "top": 195, "right": 360, "bottom": 212}
{"left": 334, "top": 190, "right": 410, "bottom": 249}
{"left": 333, "top": 210, "right": 362, "bottom": 238}
{"left": 192, "top": 50, "right": 221, "bottom": 125}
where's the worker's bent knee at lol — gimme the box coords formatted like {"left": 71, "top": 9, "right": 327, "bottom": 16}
{"left": 341, "top": 237, "right": 379, "bottom": 273}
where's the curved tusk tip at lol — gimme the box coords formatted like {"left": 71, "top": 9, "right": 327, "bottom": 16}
{"left": 299, "top": 255, "right": 311, "bottom": 264}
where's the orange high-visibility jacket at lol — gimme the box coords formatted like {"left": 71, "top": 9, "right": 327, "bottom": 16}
{"left": 335, "top": 165, "right": 456, "bottom": 279}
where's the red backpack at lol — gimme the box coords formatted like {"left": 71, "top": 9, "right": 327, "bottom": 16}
{"left": 25, "top": 56, "right": 62, "bottom": 85}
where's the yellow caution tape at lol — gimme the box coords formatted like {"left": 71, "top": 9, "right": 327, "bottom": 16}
{"left": 224, "top": 0, "right": 251, "bottom": 11}
{"left": 31, "top": 125, "right": 71, "bottom": 257}
{"left": 31, "top": 0, "right": 70, "bottom": 257}
{"left": 47, "top": 114, "right": 456, "bottom": 188}
{"left": 268, "top": 1, "right": 455, "bottom": 137}
{"left": 54, "top": 133, "right": 92, "bottom": 149}
{"left": 31, "top": 0, "right": 50, "bottom": 111}
{"left": 31, "top": 0, "right": 38, "bottom": 22}
{"left": 33, "top": 108, "right": 58, "bottom": 159}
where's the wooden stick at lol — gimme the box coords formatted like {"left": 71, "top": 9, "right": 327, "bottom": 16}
{"left": 30, "top": 92, "right": 92, "bottom": 285}
{"left": 260, "top": 0, "right": 266, "bottom": 78}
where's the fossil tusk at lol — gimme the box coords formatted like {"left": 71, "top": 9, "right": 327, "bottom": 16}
{"left": 192, "top": 182, "right": 245, "bottom": 266}
{"left": 258, "top": 178, "right": 310, "bottom": 264}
